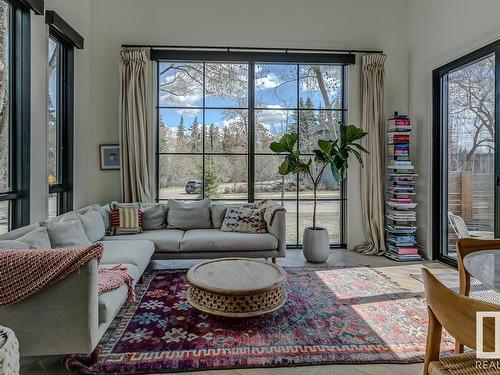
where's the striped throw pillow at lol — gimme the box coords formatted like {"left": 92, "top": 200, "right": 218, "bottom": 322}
{"left": 109, "top": 203, "right": 143, "bottom": 235}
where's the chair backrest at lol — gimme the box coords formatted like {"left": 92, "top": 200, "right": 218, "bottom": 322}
{"left": 422, "top": 268, "right": 498, "bottom": 350}
{"left": 457, "top": 238, "right": 500, "bottom": 263}
{"left": 448, "top": 212, "right": 470, "bottom": 238}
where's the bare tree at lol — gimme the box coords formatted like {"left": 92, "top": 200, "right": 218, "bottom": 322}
{"left": 448, "top": 56, "right": 495, "bottom": 171}
{"left": 157, "top": 62, "right": 342, "bottom": 196}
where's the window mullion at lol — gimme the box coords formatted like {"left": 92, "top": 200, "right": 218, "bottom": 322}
{"left": 296, "top": 63, "right": 300, "bottom": 247}
{"left": 202, "top": 62, "right": 206, "bottom": 199}
{"left": 248, "top": 62, "right": 255, "bottom": 203}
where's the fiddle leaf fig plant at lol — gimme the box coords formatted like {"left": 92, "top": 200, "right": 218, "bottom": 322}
{"left": 270, "top": 123, "right": 368, "bottom": 230}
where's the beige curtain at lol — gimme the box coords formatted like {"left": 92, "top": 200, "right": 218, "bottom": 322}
{"left": 355, "top": 54, "right": 387, "bottom": 255}
{"left": 119, "top": 48, "right": 153, "bottom": 203}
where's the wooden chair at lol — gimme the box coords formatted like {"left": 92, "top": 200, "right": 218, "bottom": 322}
{"left": 455, "top": 238, "right": 500, "bottom": 354}
{"left": 422, "top": 268, "right": 498, "bottom": 375}
{"left": 456, "top": 239, "right": 500, "bottom": 297}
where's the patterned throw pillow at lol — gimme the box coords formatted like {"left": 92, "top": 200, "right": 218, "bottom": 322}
{"left": 108, "top": 202, "right": 143, "bottom": 236}
{"left": 220, "top": 207, "right": 267, "bottom": 234}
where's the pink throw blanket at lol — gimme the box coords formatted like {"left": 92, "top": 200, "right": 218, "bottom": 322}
{"left": 0, "top": 243, "right": 135, "bottom": 305}
{"left": 98, "top": 265, "right": 136, "bottom": 302}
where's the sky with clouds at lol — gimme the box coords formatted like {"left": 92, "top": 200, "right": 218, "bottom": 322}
{"left": 158, "top": 62, "right": 343, "bottom": 135}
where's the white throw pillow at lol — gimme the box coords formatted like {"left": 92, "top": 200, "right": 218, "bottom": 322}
{"left": 42, "top": 220, "right": 92, "bottom": 248}
{"left": 62, "top": 209, "right": 106, "bottom": 242}
{"left": 10, "top": 227, "right": 51, "bottom": 249}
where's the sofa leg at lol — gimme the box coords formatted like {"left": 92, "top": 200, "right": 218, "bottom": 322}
{"left": 272, "top": 258, "right": 277, "bottom": 264}
{"left": 90, "top": 345, "right": 100, "bottom": 364}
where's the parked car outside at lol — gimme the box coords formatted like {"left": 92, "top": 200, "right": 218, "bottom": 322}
{"left": 185, "top": 180, "right": 202, "bottom": 194}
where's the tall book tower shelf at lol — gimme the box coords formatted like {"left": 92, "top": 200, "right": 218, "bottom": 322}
{"left": 384, "top": 112, "right": 423, "bottom": 261}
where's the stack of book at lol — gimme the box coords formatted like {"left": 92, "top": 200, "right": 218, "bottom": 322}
{"left": 385, "top": 113, "right": 422, "bottom": 262}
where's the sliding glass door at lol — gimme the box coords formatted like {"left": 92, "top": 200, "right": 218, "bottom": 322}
{"left": 433, "top": 41, "right": 500, "bottom": 264}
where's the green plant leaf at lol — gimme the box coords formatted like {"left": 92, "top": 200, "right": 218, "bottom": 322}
{"left": 318, "top": 139, "right": 332, "bottom": 154}
{"left": 278, "top": 158, "right": 291, "bottom": 175}
{"left": 345, "top": 124, "right": 367, "bottom": 142}
{"left": 350, "top": 148, "right": 364, "bottom": 167}
{"left": 296, "top": 159, "right": 311, "bottom": 173}
{"left": 313, "top": 149, "right": 329, "bottom": 163}
{"left": 339, "top": 148, "right": 349, "bottom": 161}
{"left": 349, "top": 142, "right": 369, "bottom": 154}
{"left": 330, "top": 162, "right": 343, "bottom": 184}
{"left": 270, "top": 132, "right": 299, "bottom": 154}
{"left": 283, "top": 132, "right": 298, "bottom": 151}
{"left": 270, "top": 141, "right": 286, "bottom": 153}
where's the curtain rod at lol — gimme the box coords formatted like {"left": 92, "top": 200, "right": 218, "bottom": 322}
{"left": 120, "top": 44, "right": 383, "bottom": 54}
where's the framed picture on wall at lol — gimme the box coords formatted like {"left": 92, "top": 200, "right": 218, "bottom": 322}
{"left": 100, "top": 144, "right": 121, "bottom": 170}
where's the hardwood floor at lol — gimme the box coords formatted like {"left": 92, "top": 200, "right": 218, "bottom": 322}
{"left": 22, "top": 249, "right": 454, "bottom": 375}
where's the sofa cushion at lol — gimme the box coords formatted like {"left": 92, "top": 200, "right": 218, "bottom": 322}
{"left": 62, "top": 209, "right": 106, "bottom": 242}
{"left": 180, "top": 229, "right": 278, "bottom": 252}
{"left": 102, "top": 229, "right": 183, "bottom": 253}
{"left": 90, "top": 205, "right": 111, "bottom": 231}
{"left": 12, "top": 227, "right": 51, "bottom": 249}
{"left": 100, "top": 240, "right": 154, "bottom": 275}
{"left": 0, "top": 227, "right": 52, "bottom": 249}
{"left": 142, "top": 204, "right": 167, "bottom": 230}
{"left": 0, "top": 240, "right": 30, "bottom": 250}
{"left": 42, "top": 220, "right": 92, "bottom": 248}
{"left": 98, "top": 263, "right": 140, "bottom": 324}
{"left": 0, "top": 223, "right": 40, "bottom": 241}
{"left": 167, "top": 199, "right": 211, "bottom": 230}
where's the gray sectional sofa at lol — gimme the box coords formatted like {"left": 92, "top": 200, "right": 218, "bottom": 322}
{"left": 0, "top": 200, "right": 286, "bottom": 357}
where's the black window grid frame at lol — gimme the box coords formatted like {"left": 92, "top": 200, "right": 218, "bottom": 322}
{"left": 0, "top": 0, "right": 31, "bottom": 231}
{"left": 432, "top": 39, "right": 500, "bottom": 267}
{"left": 47, "top": 27, "right": 74, "bottom": 215}
{"left": 155, "top": 58, "right": 348, "bottom": 248}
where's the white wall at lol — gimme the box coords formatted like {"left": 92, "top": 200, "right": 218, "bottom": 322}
{"left": 408, "top": 0, "right": 500, "bottom": 258}
{"left": 30, "top": 0, "right": 92, "bottom": 222}
{"left": 26, "top": 0, "right": 500, "bottom": 253}
{"left": 87, "top": 0, "right": 410, "bottom": 248}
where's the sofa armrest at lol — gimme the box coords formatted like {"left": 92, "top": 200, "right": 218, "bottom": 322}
{"left": 267, "top": 210, "right": 286, "bottom": 258}
{"left": 0, "top": 259, "right": 99, "bottom": 357}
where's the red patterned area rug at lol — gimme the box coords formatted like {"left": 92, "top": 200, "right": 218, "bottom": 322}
{"left": 66, "top": 266, "right": 453, "bottom": 374}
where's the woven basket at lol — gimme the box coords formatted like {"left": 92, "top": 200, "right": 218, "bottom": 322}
{"left": 0, "top": 326, "right": 19, "bottom": 375}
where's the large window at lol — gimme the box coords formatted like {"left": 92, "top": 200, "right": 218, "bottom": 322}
{"left": 45, "top": 10, "right": 84, "bottom": 217}
{"left": 47, "top": 17, "right": 76, "bottom": 218}
{"left": 0, "top": 0, "right": 30, "bottom": 234}
{"left": 156, "top": 53, "right": 349, "bottom": 247}
{"left": 433, "top": 41, "right": 500, "bottom": 264}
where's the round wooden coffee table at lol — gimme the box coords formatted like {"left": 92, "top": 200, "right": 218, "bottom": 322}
{"left": 186, "top": 258, "right": 287, "bottom": 317}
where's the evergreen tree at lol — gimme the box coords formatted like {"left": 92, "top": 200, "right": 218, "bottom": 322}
{"left": 203, "top": 162, "right": 221, "bottom": 198}
{"left": 255, "top": 122, "right": 273, "bottom": 152}
{"left": 176, "top": 115, "right": 186, "bottom": 150}
{"left": 301, "top": 97, "right": 317, "bottom": 134}
{"left": 299, "top": 97, "right": 318, "bottom": 151}
{"left": 222, "top": 125, "right": 232, "bottom": 153}
{"left": 190, "top": 116, "right": 201, "bottom": 152}
{"left": 207, "top": 123, "right": 221, "bottom": 152}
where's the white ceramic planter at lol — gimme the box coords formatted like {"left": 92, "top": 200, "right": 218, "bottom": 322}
{"left": 302, "top": 227, "right": 329, "bottom": 263}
